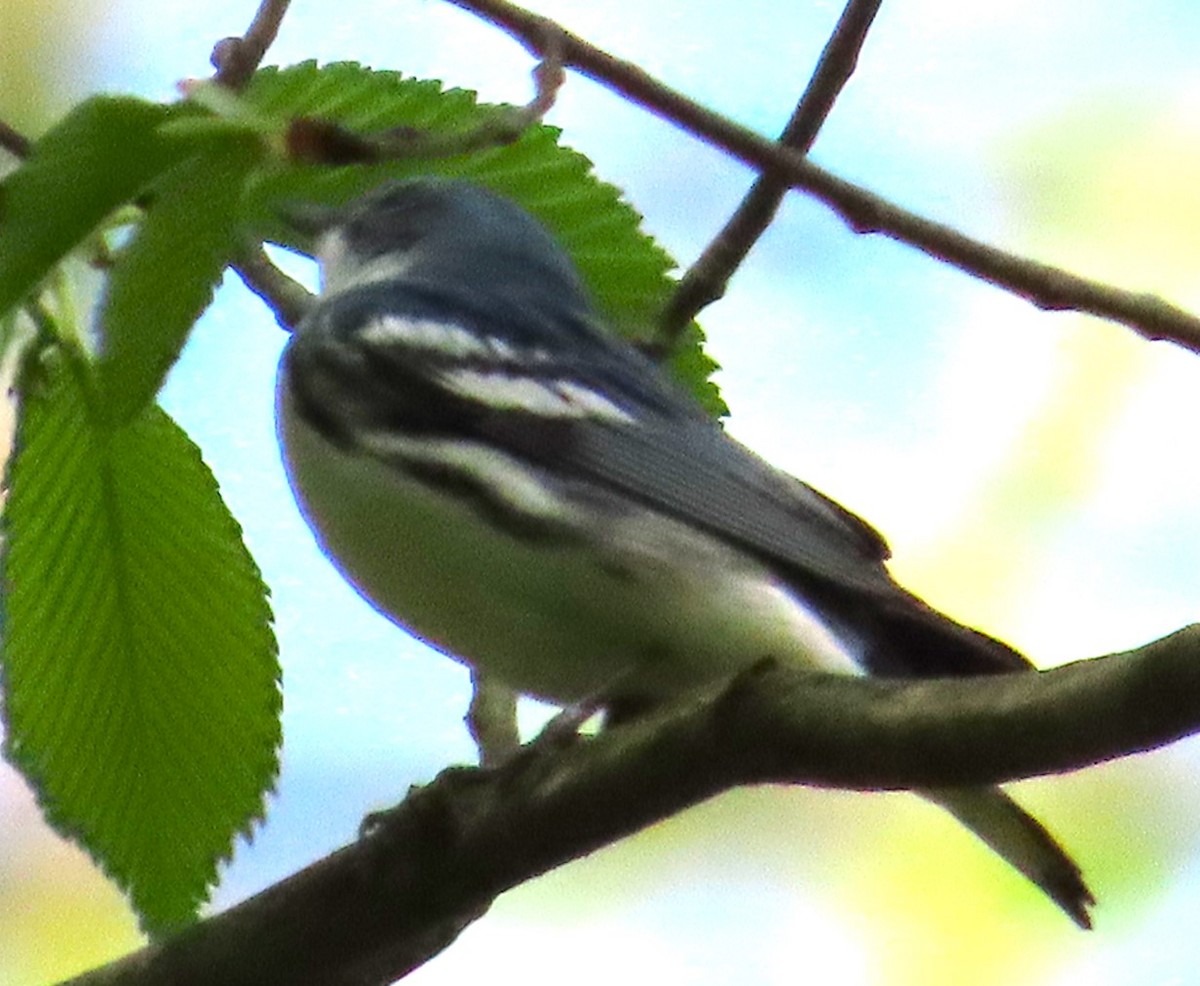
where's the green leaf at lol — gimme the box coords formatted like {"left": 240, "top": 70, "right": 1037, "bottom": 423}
{"left": 0, "top": 97, "right": 200, "bottom": 320}
{"left": 97, "top": 137, "right": 261, "bottom": 424}
{"left": 2, "top": 350, "right": 281, "bottom": 933}
{"left": 242, "top": 61, "right": 725, "bottom": 415}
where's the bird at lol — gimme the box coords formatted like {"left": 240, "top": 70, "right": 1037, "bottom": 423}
{"left": 274, "top": 176, "right": 1094, "bottom": 928}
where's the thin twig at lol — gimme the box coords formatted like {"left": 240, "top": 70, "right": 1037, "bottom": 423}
{"left": 659, "top": 0, "right": 884, "bottom": 348}
{"left": 231, "top": 245, "right": 313, "bottom": 330}
{"left": 523, "top": 19, "right": 566, "bottom": 121}
{"left": 443, "top": 0, "right": 1200, "bottom": 356}
{"left": 0, "top": 119, "right": 31, "bottom": 159}
{"left": 285, "top": 24, "right": 565, "bottom": 165}
{"left": 211, "top": 0, "right": 294, "bottom": 91}
{"left": 366, "top": 28, "right": 563, "bottom": 156}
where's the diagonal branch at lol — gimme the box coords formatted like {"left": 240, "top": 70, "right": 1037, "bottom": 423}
{"left": 443, "top": 0, "right": 1200, "bottom": 356}
{"left": 0, "top": 118, "right": 31, "bottom": 159}
{"left": 211, "top": 0, "right": 294, "bottom": 90}
{"left": 660, "top": 0, "right": 884, "bottom": 346}
{"left": 57, "top": 624, "right": 1200, "bottom": 986}
{"left": 231, "top": 245, "right": 313, "bottom": 330}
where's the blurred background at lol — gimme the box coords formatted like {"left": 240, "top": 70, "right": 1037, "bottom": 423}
{"left": 3, "top": 1, "right": 1200, "bottom": 983}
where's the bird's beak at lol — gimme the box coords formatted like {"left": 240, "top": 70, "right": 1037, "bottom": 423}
{"left": 276, "top": 200, "right": 341, "bottom": 240}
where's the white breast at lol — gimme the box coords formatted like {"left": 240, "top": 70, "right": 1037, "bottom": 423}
{"left": 276, "top": 367, "right": 861, "bottom": 706}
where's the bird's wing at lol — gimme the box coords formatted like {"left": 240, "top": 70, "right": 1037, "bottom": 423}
{"left": 286, "top": 280, "right": 1029, "bottom": 676}
{"left": 288, "top": 281, "right": 892, "bottom": 589}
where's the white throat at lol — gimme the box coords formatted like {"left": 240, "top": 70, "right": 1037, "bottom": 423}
{"left": 316, "top": 229, "right": 416, "bottom": 297}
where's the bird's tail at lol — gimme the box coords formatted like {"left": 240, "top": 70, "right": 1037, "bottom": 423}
{"left": 918, "top": 785, "right": 1094, "bottom": 929}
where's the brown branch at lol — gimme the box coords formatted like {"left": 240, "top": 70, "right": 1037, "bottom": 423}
{"left": 522, "top": 19, "right": 566, "bottom": 121}
{"left": 210, "top": 0, "right": 293, "bottom": 91}
{"left": 57, "top": 625, "right": 1200, "bottom": 986}
{"left": 660, "top": 0, "right": 884, "bottom": 347}
{"left": 0, "top": 119, "right": 32, "bottom": 159}
{"left": 443, "top": 0, "right": 1200, "bottom": 356}
{"left": 231, "top": 245, "right": 313, "bottom": 330}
